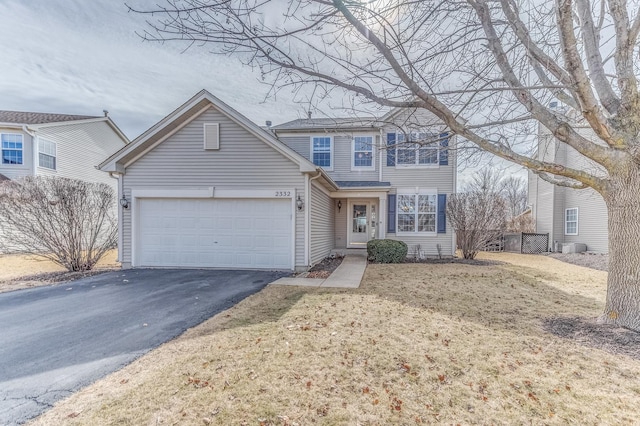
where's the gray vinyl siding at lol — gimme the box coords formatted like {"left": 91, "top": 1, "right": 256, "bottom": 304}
{"left": 279, "top": 133, "right": 379, "bottom": 181}
{"left": 33, "top": 121, "right": 125, "bottom": 190}
{"left": 121, "top": 107, "right": 306, "bottom": 267}
{"left": 531, "top": 125, "right": 609, "bottom": 252}
{"left": 334, "top": 198, "right": 348, "bottom": 248}
{"left": 310, "top": 182, "right": 335, "bottom": 265}
{"left": 0, "top": 128, "right": 33, "bottom": 180}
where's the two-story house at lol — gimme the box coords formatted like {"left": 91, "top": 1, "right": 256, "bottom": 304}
{"left": 99, "top": 90, "right": 456, "bottom": 271}
{"left": 528, "top": 122, "right": 608, "bottom": 253}
{"left": 0, "top": 110, "right": 129, "bottom": 189}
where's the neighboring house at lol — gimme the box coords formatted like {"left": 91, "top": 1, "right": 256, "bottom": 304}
{"left": 0, "top": 110, "right": 129, "bottom": 189}
{"left": 528, "top": 123, "right": 608, "bottom": 253}
{"left": 99, "top": 90, "right": 457, "bottom": 271}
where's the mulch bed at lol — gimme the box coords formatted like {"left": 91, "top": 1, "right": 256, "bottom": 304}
{"left": 306, "top": 255, "right": 344, "bottom": 279}
{"left": 401, "top": 257, "right": 505, "bottom": 266}
{"left": 544, "top": 316, "right": 640, "bottom": 360}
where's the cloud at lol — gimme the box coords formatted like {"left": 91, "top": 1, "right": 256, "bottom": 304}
{"left": 0, "top": 0, "right": 300, "bottom": 139}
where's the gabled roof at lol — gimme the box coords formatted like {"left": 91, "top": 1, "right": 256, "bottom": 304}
{"left": 0, "top": 110, "right": 99, "bottom": 125}
{"left": 99, "top": 90, "right": 333, "bottom": 185}
{"left": 271, "top": 117, "right": 379, "bottom": 132}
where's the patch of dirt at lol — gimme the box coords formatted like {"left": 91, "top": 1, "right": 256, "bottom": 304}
{"left": 546, "top": 252, "right": 609, "bottom": 271}
{"left": 305, "top": 255, "right": 344, "bottom": 278}
{"left": 544, "top": 316, "right": 640, "bottom": 359}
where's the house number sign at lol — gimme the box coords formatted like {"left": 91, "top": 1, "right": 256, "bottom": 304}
{"left": 275, "top": 191, "right": 292, "bottom": 197}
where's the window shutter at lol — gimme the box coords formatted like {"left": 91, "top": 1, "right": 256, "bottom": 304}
{"left": 204, "top": 123, "right": 220, "bottom": 150}
{"left": 437, "top": 194, "right": 447, "bottom": 233}
{"left": 386, "top": 133, "right": 396, "bottom": 166}
{"left": 439, "top": 132, "right": 449, "bottom": 166}
{"left": 387, "top": 194, "right": 396, "bottom": 233}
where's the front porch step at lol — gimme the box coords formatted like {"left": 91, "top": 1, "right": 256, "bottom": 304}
{"left": 330, "top": 248, "right": 367, "bottom": 257}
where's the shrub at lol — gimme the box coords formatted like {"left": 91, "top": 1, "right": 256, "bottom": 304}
{"left": 0, "top": 176, "right": 117, "bottom": 271}
{"left": 367, "top": 239, "right": 408, "bottom": 263}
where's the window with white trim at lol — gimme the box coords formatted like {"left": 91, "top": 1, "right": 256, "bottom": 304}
{"left": 396, "top": 132, "right": 439, "bottom": 166}
{"left": 397, "top": 192, "right": 437, "bottom": 233}
{"left": 353, "top": 136, "right": 374, "bottom": 169}
{"left": 565, "top": 208, "right": 578, "bottom": 235}
{"left": 38, "top": 138, "right": 57, "bottom": 170}
{"left": 1, "top": 133, "right": 23, "bottom": 165}
{"left": 311, "top": 136, "right": 332, "bottom": 169}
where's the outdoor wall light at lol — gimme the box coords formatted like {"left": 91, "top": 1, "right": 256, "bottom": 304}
{"left": 337, "top": 200, "right": 342, "bottom": 212}
{"left": 119, "top": 196, "right": 130, "bottom": 209}
{"left": 296, "top": 195, "right": 304, "bottom": 211}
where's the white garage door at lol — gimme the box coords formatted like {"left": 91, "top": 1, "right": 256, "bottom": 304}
{"left": 137, "top": 198, "right": 292, "bottom": 269}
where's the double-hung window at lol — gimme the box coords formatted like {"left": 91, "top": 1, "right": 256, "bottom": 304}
{"left": 38, "top": 138, "right": 57, "bottom": 170}
{"left": 1, "top": 133, "right": 23, "bottom": 165}
{"left": 311, "top": 136, "right": 332, "bottom": 169}
{"left": 565, "top": 208, "right": 578, "bottom": 235}
{"left": 353, "top": 136, "right": 374, "bottom": 169}
{"left": 397, "top": 192, "right": 437, "bottom": 233}
{"left": 396, "top": 132, "right": 439, "bottom": 166}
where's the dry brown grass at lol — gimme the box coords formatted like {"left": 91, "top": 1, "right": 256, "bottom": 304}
{"left": 0, "top": 250, "right": 119, "bottom": 293}
{"left": 30, "top": 253, "right": 640, "bottom": 425}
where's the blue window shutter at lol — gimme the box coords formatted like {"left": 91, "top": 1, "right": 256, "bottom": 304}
{"left": 387, "top": 194, "right": 396, "bottom": 233}
{"left": 439, "top": 132, "right": 449, "bottom": 166}
{"left": 386, "top": 133, "right": 396, "bottom": 166}
{"left": 437, "top": 194, "right": 447, "bottom": 233}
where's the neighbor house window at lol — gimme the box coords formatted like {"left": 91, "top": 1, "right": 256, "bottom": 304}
{"left": 353, "top": 136, "right": 374, "bottom": 169}
{"left": 397, "top": 192, "right": 437, "bottom": 233}
{"left": 311, "top": 136, "right": 332, "bottom": 169}
{"left": 1, "top": 133, "right": 23, "bottom": 165}
{"left": 38, "top": 138, "right": 57, "bottom": 170}
{"left": 396, "top": 132, "right": 438, "bottom": 166}
{"left": 565, "top": 208, "right": 578, "bottom": 235}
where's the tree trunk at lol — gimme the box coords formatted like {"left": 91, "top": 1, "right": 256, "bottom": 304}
{"left": 602, "top": 168, "right": 640, "bottom": 330}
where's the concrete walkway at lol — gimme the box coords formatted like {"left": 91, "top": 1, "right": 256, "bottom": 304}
{"left": 271, "top": 251, "right": 367, "bottom": 289}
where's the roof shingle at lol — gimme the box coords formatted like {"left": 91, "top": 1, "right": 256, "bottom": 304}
{"left": 0, "top": 110, "right": 99, "bottom": 125}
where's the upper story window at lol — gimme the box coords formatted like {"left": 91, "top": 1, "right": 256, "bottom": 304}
{"left": 311, "top": 136, "right": 332, "bottom": 170}
{"left": 397, "top": 192, "right": 437, "bottom": 234}
{"left": 353, "top": 136, "right": 374, "bottom": 169}
{"left": 1, "top": 133, "right": 23, "bottom": 165}
{"left": 565, "top": 208, "right": 578, "bottom": 235}
{"left": 396, "top": 132, "right": 439, "bottom": 166}
{"left": 38, "top": 138, "right": 57, "bottom": 170}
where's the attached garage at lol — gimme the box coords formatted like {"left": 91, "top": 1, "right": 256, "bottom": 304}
{"left": 135, "top": 198, "right": 293, "bottom": 269}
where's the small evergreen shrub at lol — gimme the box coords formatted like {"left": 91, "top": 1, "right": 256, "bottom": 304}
{"left": 367, "top": 239, "right": 408, "bottom": 263}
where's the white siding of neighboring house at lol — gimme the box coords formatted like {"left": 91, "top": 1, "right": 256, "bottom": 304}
{"left": 0, "top": 127, "right": 34, "bottom": 180}
{"left": 33, "top": 120, "right": 126, "bottom": 190}
{"left": 121, "top": 107, "right": 307, "bottom": 267}
{"left": 310, "top": 181, "right": 335, "bottom": 265}
{"left": 531, "top": 125, "right": 609, "bottom": 253}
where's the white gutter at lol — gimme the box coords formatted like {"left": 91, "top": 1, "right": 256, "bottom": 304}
{"left": 379, "top": 128, "right": 384, "bottom": 183}
{"left": 304, "top": 171, "right": 323, "bottom": 268}
{"left": 21, "top": 125, "right": 37, "bottom": 175}
{"left": 108, "top": 171, "right": 124, "bottom": 262}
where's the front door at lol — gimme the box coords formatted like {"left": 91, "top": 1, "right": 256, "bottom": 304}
{"left": 348, "top": 201, "right": 377, "bottom": 247}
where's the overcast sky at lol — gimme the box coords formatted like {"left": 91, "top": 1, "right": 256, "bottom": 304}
{"left": 0, "top": 0, "right": 307, "bottom": 139}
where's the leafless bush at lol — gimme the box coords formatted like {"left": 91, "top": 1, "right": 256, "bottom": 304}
{"left": 447, "top": 171, "right": 507, "bottom": 259}
{"left": 0, "top": 176, "right": 117, "bottom": 271}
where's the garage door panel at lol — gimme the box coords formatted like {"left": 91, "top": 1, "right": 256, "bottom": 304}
{"left": 137, "top": 198, "right": 292, "bottom": 269}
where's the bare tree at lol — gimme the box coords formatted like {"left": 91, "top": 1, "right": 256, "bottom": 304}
{"left": 501, "top": 176, "right": 528, "bottom": 220}
{"left": 0, "top": 177, "right": 117, "bottom": 272}
{"left": 448, "top": 172, "right": 507, "bottom": 259}
{"left": 130, "top": 0, "right": 640, "bottom": 329}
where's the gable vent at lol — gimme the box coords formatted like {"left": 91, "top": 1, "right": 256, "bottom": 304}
{"left": 204, "top": 123, "right": 220, "bottom": 150}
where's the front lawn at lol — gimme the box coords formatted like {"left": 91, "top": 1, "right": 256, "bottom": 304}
{"left": 30, "top": 253, "right": 639, "bottom": 425}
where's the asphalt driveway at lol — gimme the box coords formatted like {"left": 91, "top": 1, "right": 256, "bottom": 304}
{"left": 0, "top": 268, "right": 286, "bottom": 425}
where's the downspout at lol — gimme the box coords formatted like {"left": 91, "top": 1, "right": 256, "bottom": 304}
{"left": 378, "top": 128, "right": 384, "bottom": 183}
{"left": 22, "top": 125, "right": 36, "bottom": 175}
{"left": 109, "top": 171, "right": 124, "bottom": 263}
{"left": 305, "top": 170, "right": 322, "bottom": 268}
